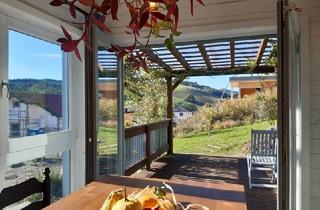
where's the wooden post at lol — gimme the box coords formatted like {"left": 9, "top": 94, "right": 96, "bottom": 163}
{"left": 146, "top": 125, "right": 151, "bottom": 170}
{"left": 166, "top": 77, "right": 173, "bottom": 155}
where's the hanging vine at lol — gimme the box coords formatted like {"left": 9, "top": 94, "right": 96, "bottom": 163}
{"left": 49, "top": 0, "right": 205, "bottom": 69}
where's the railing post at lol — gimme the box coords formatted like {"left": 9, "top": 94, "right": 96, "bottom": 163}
{"left": 146, "top": 125, "right": 151, "bottom": 170}
{"left": 167, "top": 119, "right": 173, "bottom": 154}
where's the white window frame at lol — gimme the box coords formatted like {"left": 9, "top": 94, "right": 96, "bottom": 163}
{"left": 0, "top": 0, "right": 85, "bottom": 192}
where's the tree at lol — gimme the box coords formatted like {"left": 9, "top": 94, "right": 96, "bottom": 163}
{"left": 124, "top": 65, "right": 167, "bottom": 125}
{"left": 185, "top": 94, "right": 196, "bottom": 103}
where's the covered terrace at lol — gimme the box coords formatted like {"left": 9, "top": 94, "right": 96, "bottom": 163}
{"left": 97, "top": 35, "right": 277, "bottom": 210}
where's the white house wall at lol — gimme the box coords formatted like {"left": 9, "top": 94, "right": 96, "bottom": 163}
{"left": 303, "top": 1, "right": 320, "bottom": 210}
{"left": 28, "top": 105, "right": 61, "bottom": 130}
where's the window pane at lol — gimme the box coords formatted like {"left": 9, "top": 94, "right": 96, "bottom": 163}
{"left": 8, "top": 30, "right": 67, "bottom": 138}
{"left": 97, "top": 47, "right": 118, "bottom": 176}
{"left": 1, "top": 152, "right": 68, "bottom": 209}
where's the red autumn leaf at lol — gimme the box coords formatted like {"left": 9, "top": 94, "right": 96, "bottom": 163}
{"left": 74, "top": 47, "right": 82, "bottom": 61}
{"left": 190, "top": 0, "right": 194, "bottom": 15}
{"left": 197, "top": 0, "right": 205, "bottom": 6}
{"left": 61, "top": 26, "right": 72, "bottom": 40}
{"left": 165, "top": 4, "right": 176, "bottom": 19}
{"left": 151, "top": 12, "right": 166, "bottom": 20}
{"left": 61, "top": 39, "right": 79, "bottom": 52}
{"left": 173, "top": 5, "right": 179, "bottom": 32}
{"left": 110, "top": 0, "right": 119, "bottom": 20}
{"left": 79, "top": 0, "right": 94, "bottom": 6}
{"left": 139, "top": 11, "right": 149, "bottom": 29}
{"left": 49, "top": 0, "right": 63, "bottom": 6}
{"left": 69, "top": 3, "right": 76, "bottom": 18}
{"left": 93, "top": 15, "right": 111, "bottom": 33}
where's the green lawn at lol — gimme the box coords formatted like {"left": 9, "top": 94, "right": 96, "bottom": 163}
{"left": 173, "top": 121, "right": 270, "bottom": 156}
{"left": 98, "top": 127, "right": 117, "bottom": 155}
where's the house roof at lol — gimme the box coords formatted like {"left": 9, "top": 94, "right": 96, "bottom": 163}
{"left": 230, "top": 75, "right": 277, "bottom": 82}
{"left": 230, "top": 75, "right": 277, "bottom": 88}
{"left": 10, "top": 93, "right": 62, "bottom": 117}
{"left": 173, "top": 106, "right": 192, "bottom": 113}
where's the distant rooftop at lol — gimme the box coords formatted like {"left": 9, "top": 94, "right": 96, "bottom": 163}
{"left": 230, "top": 75, "right": 277, "bottom": 82}
{"left": 173, "top": 106, "right": 192, "bottom": 113}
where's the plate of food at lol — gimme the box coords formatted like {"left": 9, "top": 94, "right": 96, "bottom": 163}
{"left": 100, "top": 183, "right": 209, "bottom": 210}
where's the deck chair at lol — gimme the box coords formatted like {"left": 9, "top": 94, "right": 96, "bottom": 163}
{"left": 0, "top": 167, "right": 51, "bottom": 210}
{"left": 247, "top": 130, "right": 277, "bottom": 189}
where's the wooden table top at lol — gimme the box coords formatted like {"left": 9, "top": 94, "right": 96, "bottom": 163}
{"left": 44, "top": 175, "right": 247, "bottom": 210}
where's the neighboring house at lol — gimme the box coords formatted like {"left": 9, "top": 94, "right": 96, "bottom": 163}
{"left": 9, "top": 93, "right": 63, "bottom": 138}
{"left": 230, "top": 75, "right": 277, "bottom": 99}
{"left": 173, "top": 106, "right": 193, "bottom": 122}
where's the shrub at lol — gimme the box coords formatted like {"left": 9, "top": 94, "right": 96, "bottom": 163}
{"left": 174, "top": 90, "right": 277, "bottom": 137}
{"left": 99, "top": 98, "right": 117, "bottom": 128}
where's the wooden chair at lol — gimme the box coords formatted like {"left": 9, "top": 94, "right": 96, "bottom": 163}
{"left": 0, "top": 167, "right": 51, "bottom": 210}
{"left": 247, "top": 130, "right": 277, "bottom": 189}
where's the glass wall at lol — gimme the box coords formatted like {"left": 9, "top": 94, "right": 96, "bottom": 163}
{"left": 8, "top": 30, "right": 67, "bottom": 138}
{"left": 3, "top": 152, "right": 67, "bottom": 209}
{"left": 96, "top": 46, "right": 119, "bottom": 177}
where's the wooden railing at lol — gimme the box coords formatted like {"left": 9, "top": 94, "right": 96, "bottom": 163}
{"left": 124, "top": 119, "right": 172, "bottom": 176}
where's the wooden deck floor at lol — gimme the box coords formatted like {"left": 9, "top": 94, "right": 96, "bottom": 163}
{"left": 131, "top": 154, "right": 277, "bottom": 210}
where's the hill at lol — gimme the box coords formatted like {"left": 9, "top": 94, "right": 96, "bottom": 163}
{"left": 173, "top": 81, "right": 231, "bottom": 111}
{"left": 9, "top": 79, "right": 62, "bottom": 95}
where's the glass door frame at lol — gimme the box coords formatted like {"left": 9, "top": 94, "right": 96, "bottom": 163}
{"left": 85, "top": 26, "right": 124, "bottom": 183}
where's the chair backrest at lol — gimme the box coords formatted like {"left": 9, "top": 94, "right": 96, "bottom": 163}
{"left": 251, "top": 129, "right": 277, "bottom": 157}
{"left": 0, "top": 167, "right": 51, "bottom": 210}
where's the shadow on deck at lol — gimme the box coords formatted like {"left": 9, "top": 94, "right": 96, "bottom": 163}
{"left": 131, "top": 154, "right": 277, "bottom": 210}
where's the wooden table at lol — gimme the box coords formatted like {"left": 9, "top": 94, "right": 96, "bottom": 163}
{"left": 45, "top": 175, "right": 247, "bottom": 210}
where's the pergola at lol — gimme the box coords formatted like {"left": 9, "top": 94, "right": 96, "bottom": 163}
{"left": 98, "top": 34, "right": 277, "bottom": 153}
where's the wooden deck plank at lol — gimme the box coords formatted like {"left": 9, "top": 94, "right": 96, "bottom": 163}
{"left": 132, "top": 154, "right": 277, "bottom": 210}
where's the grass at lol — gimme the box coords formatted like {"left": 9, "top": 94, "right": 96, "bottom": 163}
{"left": 173, "top": 121, "right": 270, "bottom": 156}
{"left": 98, "top": 127, "right": 117, "bottom": 155}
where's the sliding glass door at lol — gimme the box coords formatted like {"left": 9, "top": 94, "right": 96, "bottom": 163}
{"left": 92, "top": 27, "right": 124, "bottom": 178}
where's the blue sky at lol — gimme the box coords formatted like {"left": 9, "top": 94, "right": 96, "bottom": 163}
{"left": 186, "top": 75, "right": 236, "bottom": 90}
{"left": 9, "top": 30, "right": 62, "bottom": 80}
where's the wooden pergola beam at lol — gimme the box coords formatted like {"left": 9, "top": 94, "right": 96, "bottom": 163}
{"left": 256, "top": 39, "right": 269, "bottom": 67}
{"left": 168, "top": 45, "right": 192, "bottom": 71}
{"left": 172, "top": 66, "right": 275, "bottom": 77}
{"left": 230, "top": 41, "right": 235, "bottom": 68}
{"left": 143, "top": 48, "right": 173, "bottom": 72}
{"left": 172, "top": 76, "right": 188, "bottom": 91}
{"left": 197, "top": 44, "right": 212, "bottom": 70}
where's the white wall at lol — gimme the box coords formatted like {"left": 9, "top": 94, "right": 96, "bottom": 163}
{"left": 305, "top": 2, "right": 320, "bottom": 210}
{"left": 173, "top": 112, "right": 192, "bottom": 121}
{"left": 28, "top": 105, "right": 60, "bottom": 129}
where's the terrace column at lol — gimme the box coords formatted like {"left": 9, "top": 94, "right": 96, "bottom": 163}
{"left": 166, "top": 76, "right": 173, "bottom": 155}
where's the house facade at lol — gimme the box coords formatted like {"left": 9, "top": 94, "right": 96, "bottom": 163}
{"left": 173, "top": 106, "right": 193, "bottom": 122}
{"left": 230, "top": 75, "right": 277, "bottom": 98}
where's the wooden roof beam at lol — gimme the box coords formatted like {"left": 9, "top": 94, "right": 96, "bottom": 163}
{"left": 230, "top": 41, "right": 235, "bottom": 68}
{"left": 197, "top": 44, "right": 212, "bottom": 70}
{"left": 143, "top": 48, "right": 173, "bottom": 72}
{"left": 172, "top": 66, "right": 275, "bottom": 77}
{"left": 168, "top": 45, "right": 192, "bottom": 71}
{"left": 256, "top": 39, "right": 269, "bottom": 67}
